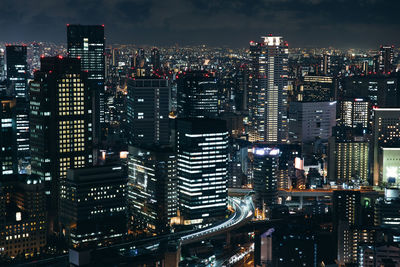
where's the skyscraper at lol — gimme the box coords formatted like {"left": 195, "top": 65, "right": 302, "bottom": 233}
{"left": 133, "top": 48, "right": 146, "bottom": 77}
{"left": 6, "top": 45, "right": 28, "bottom": 99}
{"left": 6, "top": 45, "right": 30, "bottom": 170}
{"left": 378, "top": 45, "right": 394, "bottom": 74}
{"left": 127, "top": 145, "right": 177, "bottom": 234}
{"left": 299, "top": 75, "right": 334, "bottom": 102}
{"left": 67, "top": 24, "right": 105, "bottom": 142}
{"left": 0, "top": 175, "right": 47, "bottom": 259}
{"left": 176, "top": 118, "right": 228, "bottom": 226}
{"left": 328, "top": 137, "right": 370, "bottom": 184}
{"left": 373, "top": 108, "right": 400, "bottom": 186}
{"left": 0, "top": 97, "right": 17, "bottom": 176}
{"left": 374, "top": 188, "right": 400, "bottom": 231}
{"left": 150, "top": 48, "right": 161, "bottom": 71}
{"left": 126, "top": 78, "right": 170, "bottom": 146}
{"left": 343, "top": 76, "right": 399, "bottom": 108}
{"left": 339, "top": 98, "right": 369, "bottom": 130}
{"left": 248, "top": 36, "right": 289, "bottom": 143}
{"left": 0, "top": 49, "right": 5, "bottom": 81}
{"left": 14, "top": 99, "right": 30, "bottom": 172}
{"left": 321, "top": 53, "right": 331, "bottom": 75}
{"left": 252, "top": 146, "right": 279, "bottom": 208}
{"left": 59, "top": 165, "right": 127, "bottom": 248}
{"left": 30, "top": 56, "right": 93, "bottom": 230}
{"left": 177, "top": 71, "right": 219, "bottom": 119}
{"left": 288, "top": 101, "right": 336, "bottom": 143}
{"left": 333, "top": 190, "right": 377, "bottom": 265}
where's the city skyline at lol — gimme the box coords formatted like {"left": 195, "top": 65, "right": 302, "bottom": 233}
{"left": 1, "top": 2, "right": 400, "bottom": 264}
{"left": 0, "top": 0, "right": 400, "bottom": 48}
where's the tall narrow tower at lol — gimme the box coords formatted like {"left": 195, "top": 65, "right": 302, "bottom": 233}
{"left": 67, "top": 24, "right": 105, "bottom": 143}
{"left": 248, "top": 36, "right": 288, "bottom": 143}
{"left": 6, "top": 45, "right": 30, "bottom": 168}
{"left": 30, "top": 56, "right": 93, "bottom": 231}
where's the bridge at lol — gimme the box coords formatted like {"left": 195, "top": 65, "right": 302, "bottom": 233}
{"left": 17, "top": 196, "right": 255, "bottom": 266}
{"left": 180, "top": 196, "right": 254, "bottom": 245}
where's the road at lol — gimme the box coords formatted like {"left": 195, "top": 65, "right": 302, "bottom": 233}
{"left": 180, "top": 196, "right": 254, "bottom": 245}
{"left": 15, "top": 196, "right": 254, "bottom": 266}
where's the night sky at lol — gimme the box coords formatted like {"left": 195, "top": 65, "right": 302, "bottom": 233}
{"left": 1, "top": 0, "right": 399, "bottom": 48}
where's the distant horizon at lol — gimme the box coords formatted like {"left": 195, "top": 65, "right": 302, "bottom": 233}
{"left": 2, "top": 0, "right": 400, "bottom": 49}
{"left": 0, "top": 39, "right": 397, "bottom": 51}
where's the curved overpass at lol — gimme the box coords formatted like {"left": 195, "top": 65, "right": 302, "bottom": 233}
{"left": 180, "top": 196, "right": 254, "bottom": 245}
{"left": 18, "top": 197, "right": 255, "bottom": 266}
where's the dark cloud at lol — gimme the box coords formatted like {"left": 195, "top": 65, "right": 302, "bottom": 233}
{"left": 0, "top": 0, "right": 399, "bottom": 48}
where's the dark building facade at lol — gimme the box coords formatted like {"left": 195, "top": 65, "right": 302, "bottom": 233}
{"left": 0, "top": 97, "right": 17, "bottom": 176}
{"left": 126, "top": 78, "right": 170, "bottom": 146}
{"left": 150, "top": 48, "right": 161, "bottom": 71}
{"left": 252, "top": 146, "right": 280, "bottom": 208}
{"left": 342, "top": 75, "right": 399, "bottom": 108}
{"left": 30, "top": 56, "right": 93, "bottom": 231}
{"left": 299, "top": 75, "right": 335, "bottom": 102}
{"left": 6, "top": 45, "right": 30, "bottom": 168}
{"left": 332, "top": 190, "right": 378, "bottom": 265}
{"left": 67, "top": 24, "right": 105, "bottom": 142}
{"left": 378, "top": 45, "right": 394, "bottom": 74}
{"left": 127, "top": 145, "right": 177, "bottom": 234}
{"left": 6, "top": 45, "right": 28, "bottom": 99}
{"left": 0, "top": 175, "right": 47, "bottom": 259}
{"left": 59, "top": 166, "right": 127, "bottom": 248}
{"left": 177, "top": 71, "right": 219, "bottom": 119}
{"left": 255, "top": 223, "right": 318, "bottom": 267}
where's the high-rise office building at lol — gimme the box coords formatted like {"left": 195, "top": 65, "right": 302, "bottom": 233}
{"left": 126, "top": 78, "right": 170, "bottom": 146}
{"left": 359, "top": 244, "right": 400, "bottom": 267}
{"left": 275, "top": 144, "right": 302, "bottom": 190}
{"left": 0, "top": 80, "right": 7, "bottom": 96}
{"left": 339, "top": 98, "right": 369, "bottom": 130}
{"left": 234, "top": 64, "right": 249, "bottom": 112}
{"left": 252, "top": 146, "right": 280, "bottom": 209}
{"left": 67, "top": 24, "right": 105, "bottom": 142}
{"left": 333, "top": 190, "right": 378, "bottom": 265}
{"left": 255, "top": 222, "right": 318, "bottom": 267}
{"left": 288, "top": 101, "right": 336, "bottom": 143}
{"left": 6, "top": 45, "right": 28, "bottom": 99}
{"left": 227, "top": 139, "right": 250, "bottom": 188}
{"left": 373, "top": 108, "right": 400, "bottom": 186}
{"left": 380, "top": 147, "right": 400, "bottom": 188}
{"left": 343, "top": 76, "right": 399, "bottom": 108}
{"left": 59, "top": 165, "right": 127, "bottom": 248}
{"left": 328, "top": 137, "right": 370, "bottom": 184}
{"left": 150, "top": 48, "right": 161, "bottom": 71}
{"left": 378, "top": 45, "right": 394, "bottom": 74}
{"left": 248, "top": 36, "right": 289, "bottom": 143}
{"left": 299, "top": 75, "right": 334, "bottom": 102}
{"left": 6, "top": 45, "right": 30, "bottom": 168}
{"left": 133, "top": 48, "right": 146, "bottom": 77}
{"left": 333, "top": 190, "right": 361, "bottom": 228}
{"left": 177, "top": 71, "right": 219, "bottom": 119}
{"left": 14, "top": 99, "right": 30, "bottom": 172}
{"left": 0, "top": 49, "right": 5, "bottom": 81}
{"left": 321, "top": 53, "right": 331, "bottom": 75}
{"left": 176, "top": 118, "right": 228, "bottom": 226}
{"left": 30, "top": 56, "right": 93, "bottom": 230}
{"left": 0, "top": 175, "right": 47, "bottom": 259}
{"left": 374, "top": 188, "right": 400, "bottom": 231}
{"left": 0, "top": 97, "right": 17, "bottom": 176}
{"left": 127, "top": 145, "right": 177, "bottom": 234}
